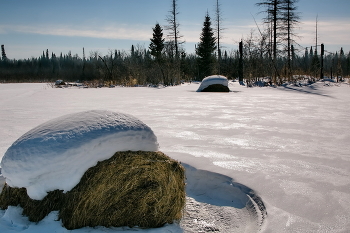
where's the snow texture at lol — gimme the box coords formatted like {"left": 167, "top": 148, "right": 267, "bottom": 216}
{"left": 196, "top": 75, "right": 229, "bottom": 92}
{"left": 1, "top": 110, "right": 159, "bottom": 200}
{"left": 1, "top": 81, "right": 350, "bottom": 232}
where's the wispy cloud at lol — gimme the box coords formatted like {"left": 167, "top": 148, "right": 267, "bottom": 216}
{"left": 0, "top": 22, "right": 257, "bottom": 48}
{"left": 0, "top": 23, "right": 152, "bottom": 41}
{"left": 182, "top": 22, "right": 257, "bottom": 46}
{"left": 1, "top": 18, "right": 349, "bottom": 53}
{"left": 292, "top": 19, "right": 350, "bottom": 48}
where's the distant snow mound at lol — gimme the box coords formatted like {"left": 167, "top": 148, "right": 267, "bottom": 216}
{"left": 1, "top": 110, "right": 159, "bottom": 200}
{"left": 197, "top": 75, "right": 229, "bottom": 92}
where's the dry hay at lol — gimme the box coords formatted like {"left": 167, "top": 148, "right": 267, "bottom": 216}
{"left": 0, "top": 151, "right": 186, "bottom": 230}
{"left": 0, "top": 183, "right": 64, "bottom": 222}
{"left": 60, "top": 151, "right": 186, "bottom": 229}
{"left": 201, "top": 84, "right": 230, "bottom": 92}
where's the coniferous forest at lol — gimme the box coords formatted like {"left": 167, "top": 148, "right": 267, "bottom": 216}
{"left": 1, "top": 0, "right": 349, "bottom": 86}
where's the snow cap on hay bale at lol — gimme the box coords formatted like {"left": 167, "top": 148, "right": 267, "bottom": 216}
{"left": 1, "top": 110, "right": 159, "bottom": 200}
{"left": 197, "top": 75, "right": 229, "bottom": 92}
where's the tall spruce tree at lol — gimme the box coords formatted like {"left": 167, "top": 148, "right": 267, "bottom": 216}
{"left": 196, "top": 12, "right": 217, "bottom": 80}
{"left": 149, "top": 23, "right": 165, "bottom": 61}
{"left": 311, "top": 49, "right": 320, "bottom": 78}
{"left": 337, "top": 47, "right": 344, "bottom": 79}
{"left": 1, "top": 44, "right": 7, "bottom": 60}
{"left": 303, "top": 47, "right": 309, "bottom": 71}
{"left": 149, "top": 23, "right": 167, "bottom": 84}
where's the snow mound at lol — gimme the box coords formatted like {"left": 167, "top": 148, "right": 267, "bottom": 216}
{"left": 196, "top": 75, "right": 229, "bottom": 92}
{"left": 1, "top": 110, "right": 159, "bottom": 200}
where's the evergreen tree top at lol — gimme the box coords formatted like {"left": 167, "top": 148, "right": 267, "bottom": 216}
{"left": 196, "top": 13, "right": 217, "bottom": 58}
{"left": 149, "top": 23, "right": 165, "bottom": 60}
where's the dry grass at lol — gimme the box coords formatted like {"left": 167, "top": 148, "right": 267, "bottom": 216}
{"left": 0, "top": 183, "right": 64, "bottom": 222}
{"left": 0, "top": 151, "right": 186, "bottom": 230}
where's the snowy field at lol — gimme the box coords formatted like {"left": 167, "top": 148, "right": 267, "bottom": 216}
{"left": 0, "top": 80, "right": 349, "bottom": 232}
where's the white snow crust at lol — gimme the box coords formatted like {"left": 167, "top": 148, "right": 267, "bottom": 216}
{"left": 1, "top": 80, "right": 350, "bottom": 232}
{"left": 196, "top": 75, "right": 229, "bottom": 92}
{"left": 1, "top": 110, "right": 159, "bottom": 200}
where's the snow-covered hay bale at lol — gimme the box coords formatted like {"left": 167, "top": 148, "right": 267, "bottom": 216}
{"left": 60, "top": 150, "right": 185, "bottom": 229}
{"left": 0, "top": 110, "right": 186, "bottom": 229}
{"left": 197, "top": 75, "right": 229, "bottom": 92}
{"left": 1, "top": 110, "right": 159, "bottom": 200}
{"left": 0, "top": 151, "right": 185, "bottom": 229}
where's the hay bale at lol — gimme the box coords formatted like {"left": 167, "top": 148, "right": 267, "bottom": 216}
{"left": 0, "top": 183, "right": 64, "bottom": 222}
{"left": 197, "top": 75, "right": 229, "bottom": 92}
{"left": 0, "top": 183, "right": 27, "bottom": 210}
{"left": 201, "top": 84, "right": 230, "bottom": 92}
{"left": 60, "top": 151, "right": 185, "bottom": 229}
{"left": 0, "top": 151, "right": 186, "bottom": 230}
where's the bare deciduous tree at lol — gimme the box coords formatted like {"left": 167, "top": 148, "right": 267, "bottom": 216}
{"left": 214, "top": 0, "right": 225, "bottom": 74}
{"left": 165, "top": 0, "right": 183, "bottom": 58}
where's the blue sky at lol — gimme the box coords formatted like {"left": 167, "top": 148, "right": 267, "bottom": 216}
{"left": 1, "top": 0, "right": 350, "bottom": 59}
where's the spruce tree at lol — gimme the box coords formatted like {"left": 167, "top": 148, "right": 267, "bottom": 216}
{"left": 149, "top": 23, "right": 165, "bottom": 61}
{"left": 303, "top": 47, "right": 309, "bottom": 71}
{"left": 1, "top": 44, "right": 7, "bottom": 60}
{"left": 337, "top": 47, "right": 344, "bottom": 79}
{"left": 346, "top": 52, "right": 350, "bottom": 78}
{"left": 196, "top": 12, "right": 217, "bottom": 79}
{"left": 131, "top": 45, "right": 135, "bottom": 57}
{"left": 311, "top": 49, "right": 320, "bottom": 78}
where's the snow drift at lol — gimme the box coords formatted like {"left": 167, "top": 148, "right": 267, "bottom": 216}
{"left": 1, "top": 110, "right": 159, "bottom": 200}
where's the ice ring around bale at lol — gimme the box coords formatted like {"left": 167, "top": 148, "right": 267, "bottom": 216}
{"left": 1, "top": 110, "right": 159, "bottom": 200}
{"left": 197, "top": 75, "right": 230, "bottom": 92}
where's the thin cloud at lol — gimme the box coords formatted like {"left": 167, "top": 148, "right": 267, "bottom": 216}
{"left": 0, "top": 24, "right": 152, "bottom": 41}
{"left": 296, "top": 19, "right": 350, "bottom": 47}
{"left": 1, "top": 18, "right": 348, "bottom": 54}
{"left": 182, "top": 23, "right": 257, "bottom": 45}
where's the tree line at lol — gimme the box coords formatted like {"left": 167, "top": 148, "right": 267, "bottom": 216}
{"left": 1, "top": 0, "right": 349, "bottom": 86}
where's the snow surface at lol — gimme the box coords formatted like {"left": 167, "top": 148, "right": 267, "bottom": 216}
{"left": 0, "top": 80, "right": 350, "bottom": 232}
{"left": 196, "top": 75, "right": 229, "bottom": 92}
{"left": 1, "top": 110, "right": 159, "bottom": 200}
